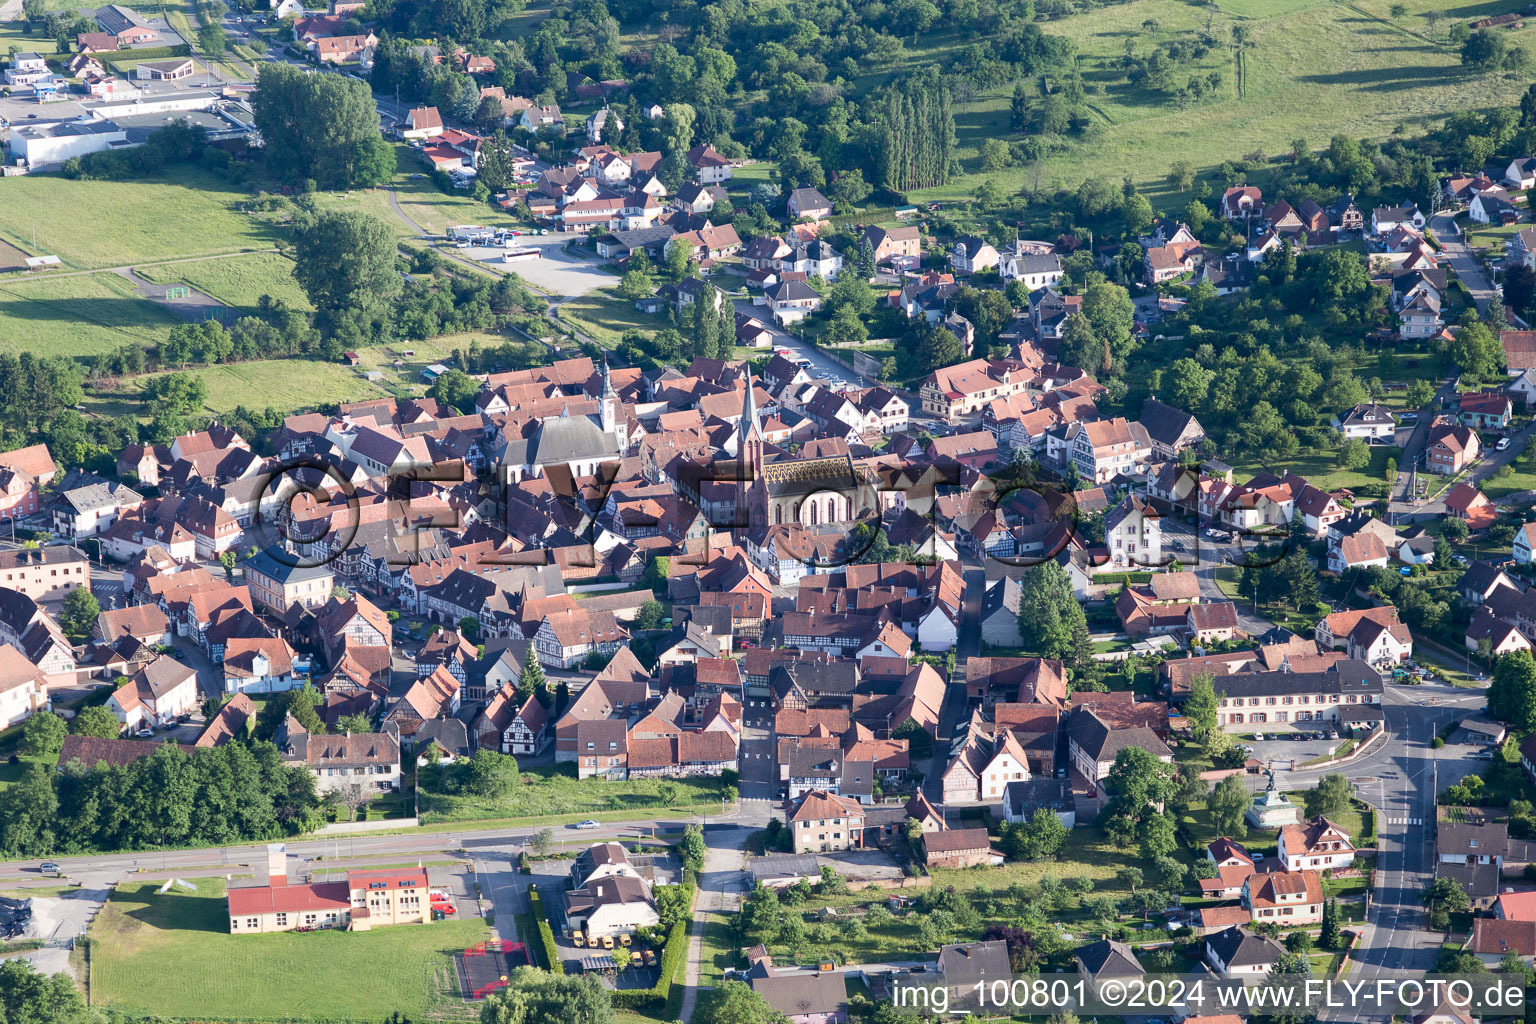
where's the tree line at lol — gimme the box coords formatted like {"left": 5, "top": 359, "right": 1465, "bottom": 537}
{"left": 0, "top": 728, "right": 323, "bottom": 858}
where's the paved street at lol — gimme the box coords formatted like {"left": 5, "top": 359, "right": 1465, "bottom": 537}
{"left": 1430, "top": 214, "right": 1497, "bottom": 314}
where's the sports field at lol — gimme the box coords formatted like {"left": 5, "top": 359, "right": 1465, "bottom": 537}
{"left": 92, "top": 878, "right": 490, "bottom": 1021}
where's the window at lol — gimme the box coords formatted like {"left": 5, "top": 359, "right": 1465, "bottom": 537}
{"left": 276, "top": 913, "right": 288, "bottom": 926}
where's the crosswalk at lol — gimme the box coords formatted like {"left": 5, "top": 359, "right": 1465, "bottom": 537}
{"left": 1385, "top": 817, "right": 1423, "bottom": 826}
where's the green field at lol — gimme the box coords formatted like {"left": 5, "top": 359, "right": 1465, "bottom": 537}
{"left": 417, "top": 764, "right": 730, "bottom": 824}
{"left": 556, "top": 287, "right": 661, "bottom": 348}
{"left": 907, "top": 0, "right": 1536, "bottom": 201}
{"left": 84, "top": 358, "right": 393, "bottom": 418}
{"left": 0, "top": 169, "right": 284, "bottom": 269}
{"left": 0, "top": 272, "right": 180, "bottom": 355}
{"left": 1229, "top": 444, "right": 1402, "bottom": 494}
{"left": 135, "top": 252, "right": 314, "bottom": 312}
{"left": 93, "top": 878, "right": 489, "bottom": 1020}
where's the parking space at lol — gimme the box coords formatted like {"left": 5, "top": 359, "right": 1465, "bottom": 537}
{"left": 453, "top": 234, "right": 615, "bottom": 296}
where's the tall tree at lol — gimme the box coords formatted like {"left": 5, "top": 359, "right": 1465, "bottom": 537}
{"left": 291, "top": 211, "right": 403, "bottom": 315}
{"left": 251, "top": 62, "right": 394, "bottom": 186}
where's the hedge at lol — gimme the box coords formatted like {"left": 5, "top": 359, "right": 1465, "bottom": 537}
{"left": 100, "top": 44, "right": 192, "bottom": 66}
{"left": 611, "top": 918, "right": 689, "bottom": 1011}
{"left": 611, "top": 884, "right": 694, "bottom": 1012}
{"left": 526, "top": 885, "right": 564, "bottom": 975}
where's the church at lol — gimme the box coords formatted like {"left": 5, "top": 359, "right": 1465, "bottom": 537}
{"left": 734, "top": 375, "right": 879, "bottom": 532}
{"left": 497, "top": 363, "right": 629, "bottom": 483}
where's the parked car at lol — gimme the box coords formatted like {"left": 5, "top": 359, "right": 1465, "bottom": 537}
{"left": 1498, "top": 437, "right": 1512, "bottom": 451}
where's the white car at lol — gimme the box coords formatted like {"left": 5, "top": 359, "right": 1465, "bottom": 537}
{"left": 1497, "top": 437, "right": 1511, "bottom": 451}
{"left": 575, "top": 819, "right": 601, "bottom": 829}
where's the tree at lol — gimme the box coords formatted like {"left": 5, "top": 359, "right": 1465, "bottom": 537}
{"left": 1209, "top": 772, "right": 1251, "bottom": 838}
{"left": 678, "top": 823, "right": 707, "bottom": 873}
{"left": 0, "top": 959, "right": 91, "bottom": 1024}
{"left": 693, "top": 981, "right": 789, "bottom": 1024}
{"left": 427, "top": 368, "right": 481, "bottom": 413}
{"left": 69, "top": 704, "right": 122, "bottom": 739}
{"left": 663, "top": 240, "right": 694, "bottom": 282}
{"left": 634, "top": 600, "right": 663, "bottom": 630}
{"left": 1014, "top": 561, "right": 1093, "bottom": 668}
{"left": 1184, "top": 673, "right": 1221, "bottom": 742}
{"left": 1304, "top": 774, "right": 1352, "bottom": 819}
{"left": 1319, "top": 896, "right": 1341, "bottom": 950}
{"left": 1462, "top": 28, "right": 1509, "bottom": 73}
{"left": 292, "top": 210, "right": 402, "bottom": 315}
{"left": 1339, "top": 437, "right": 1370, "bottom": 470}
{"left": 1169, "top": 160, "right": 1196, "bottom": 190}
{"left": 1103, "top": 746, "right": 1176, "bottom": 819}
{"left": 54, "top": 587, "right": 99, "bottom": 641}
{"left": 459, "top": 749, "right": 520, "bottom": 798}
{"left": 1422, "top": 876, "right": 1470, "bottom": 930}
{"left": 1015, "top": 807, "right": 1069, "bottom": 860}
{"left": 478, "top": 969, "right": 614, "bottom": 1024}
{"left": 251, "top": 62, "right": 394, "bottom": 186}
{"left": 530, "top": 828, "right": 554, "bottom": 857}
{"left": 335, "top": 712, "right": 372, "bottom": 733}
{"left": 20, "top": 712, "right": 66, "bottom": 757}
{"left": 1491, "top": 649, "right": 1536, "bottom": 730}
{"left": 827, "top": 169, "right": 872, "bottom": 209}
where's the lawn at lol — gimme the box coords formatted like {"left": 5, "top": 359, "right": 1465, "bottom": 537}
{"left": 83, "top": 358, "right": 393, "bottom": 418}
{"left": 1228, "top": 445, "right": 1401, "bottom": 495}
{"left": 556, "top": 286, "right": 663, "bottom": 348}
{"left": 0, "top": 272, "right": 181, "bottom": 356}
{"left": 0, "top": 168, "right": 285, "bottom": 269}
{"left": 900, "top": 0, "right": 1536, "bottom": 202}
{"left": 134, "top": 251, "right": 314, "bottom": 312}
{"left": 92, "top": 878, "right": 490, "bottom": 1021}
{"left": 415, "top": 763, "right": 732, "bottom": 824}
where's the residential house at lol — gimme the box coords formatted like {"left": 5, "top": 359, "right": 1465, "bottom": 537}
{"left": 1278, "top": 817, "right": 1355, "bottom": 872}
{"left": 922, "top": 827, "right": 1003, "bottom": 869}
{"left": 787, "top": 187, "right": 831, "bottom": 221}
{"left": 1333, "top": 404, "right": 1396, "bottom": 441}
{"left": 788, "top": 789, "right": 867, "bottom": 853}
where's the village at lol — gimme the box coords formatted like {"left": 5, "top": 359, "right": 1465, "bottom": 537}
{"left": 9, "top": 0, "right": 1536, "bottom": 1022}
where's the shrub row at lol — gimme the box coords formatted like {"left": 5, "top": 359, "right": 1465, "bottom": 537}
{"left": 100, "top": 44, "right": 192, "bottom": 66}
{"left": 610, "top": 917, "right": 689, "bottom": 1011}
{"left": 526, "top": 886, "right": 564, "bottom": 975}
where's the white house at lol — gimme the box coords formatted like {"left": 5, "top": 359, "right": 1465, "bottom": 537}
{"left": 107, "top": 656, "right": 199, "bottom": 731}
{"left": 979, "top": 731, "right": 1032, "bottom": 801}
{"left": 1333, "top": 403, "right": 1396, "bottom": 441}
{"left": 1205, "top": 927, "right": 1284, "bottom": 977}
{"left": 1506, "top": 156, "right": 1536, "bottom": 190}
{"left": 1278, "top": 817, "right": 1356, "bottom": 873}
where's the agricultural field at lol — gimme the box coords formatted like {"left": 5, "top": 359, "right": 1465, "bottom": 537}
{"left": 0, "top": 168, "right": 284, "bottom": 269}
{"left": 83, "top": 358, "right": 393, "bottom": 418}
{"left": 0, "top": 272, "right": 180, "bottom": 356}
{"left": 134, "top": 251, "right": 314, "bottom": 313}
{"left": 92, "top": 878, "right": 489, "bottom": 1021}
{"left": 907, "top": 0, "right": 1536, "bottom": 202}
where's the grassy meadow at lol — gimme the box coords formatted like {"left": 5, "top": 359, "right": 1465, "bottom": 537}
{"left": 92, "top": 878, "right": 489, "bottom": 1021}
{"left": 134, "top": 251, "right": 314, "bottom": 312}
{"left": 0, "top": 272, "right": 180, "bottom": 355}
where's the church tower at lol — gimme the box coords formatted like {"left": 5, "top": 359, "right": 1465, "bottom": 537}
{"left": 741, "top": 374, "right": 767, "bottom": 527}
{"left": 600, "top": 360, "right": 628, "bottom": 454}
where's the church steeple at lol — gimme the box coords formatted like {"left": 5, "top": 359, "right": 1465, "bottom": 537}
{"left": 741, "top": 373, "right": 765, "bottom": 475}
{"left": 600, "top": 359, "right": 627, "bottom": 453}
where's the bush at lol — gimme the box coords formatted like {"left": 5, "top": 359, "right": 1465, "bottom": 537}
{"left": 1431, "top": 736, "right": 1445, "bottom": 749}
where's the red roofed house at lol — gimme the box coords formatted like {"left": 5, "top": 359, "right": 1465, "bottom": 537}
{"left": 1445, "top": 483, "right": 1496, "bottom": 530}
{"left": 1459, "top": 391, "right": 1512, "bottom": 430}
{"left": 1278, "top": 817, "right": 1355, "bottom": 872}
{"left": 1242, "top": 869, "right": 1323, "bottom": 926}
{"left": 227, "top": 847, "right": 434, "bottom": 934}
{"left": 789, "top": 789, "right": 867, "bottom": 853}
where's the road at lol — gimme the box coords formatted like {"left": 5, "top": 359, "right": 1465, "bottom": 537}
{"left": 1430, "top": 214, "right": 1498, "bottom": 314}
{"left": 1274, "top": 683, "right": 1488, "bottom": 1020}
{"left": 730, "top": 299, "right": 878, "bottom": 391}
